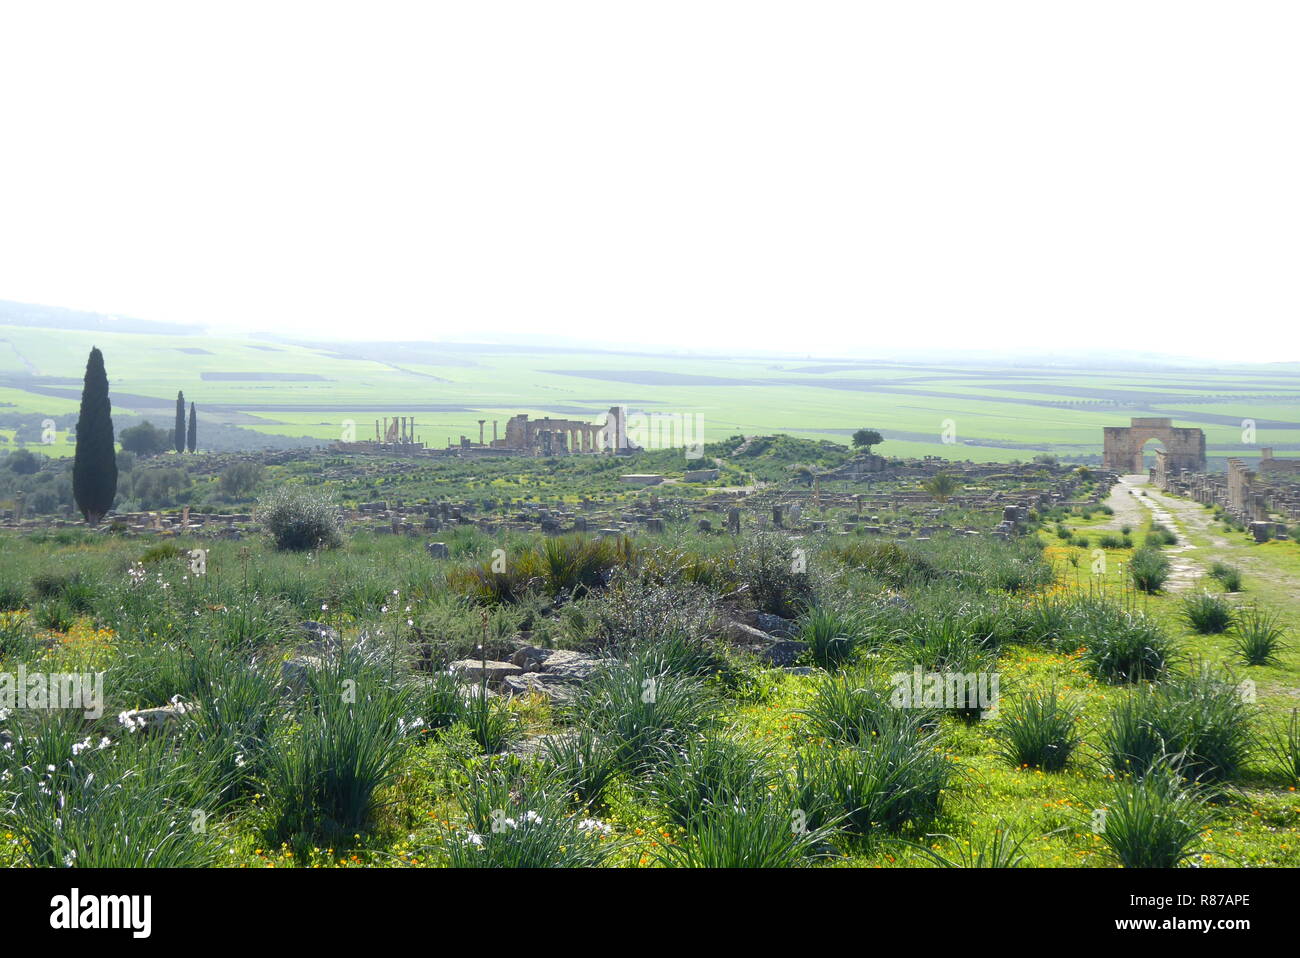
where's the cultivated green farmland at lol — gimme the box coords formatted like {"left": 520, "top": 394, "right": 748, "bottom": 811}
{"left": 4, "top": 315, "right": 1300, "bottom": 465}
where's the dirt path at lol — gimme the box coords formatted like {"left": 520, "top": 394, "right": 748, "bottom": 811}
{"left": 1125, "top": 478, "right": 1204, "bottom": 592}
{"left": 1148, "top": 483, "right": 1300, "bottom": 606}
{"left": 1122, "top": 477, "right": 1300, "bottom": 607}
{"left": 1092, "top": 474, "right": 1149, "bottom": 532}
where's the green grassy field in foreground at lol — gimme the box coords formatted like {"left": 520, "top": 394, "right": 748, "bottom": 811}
{"left": 4, "top": 320, "right": 1300, "bottom": 464}
{"left": 1, "top": 483, "right": 1298, "bottom": 869}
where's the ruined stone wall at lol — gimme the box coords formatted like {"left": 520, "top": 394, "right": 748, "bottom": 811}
{"left": 495, "top": 407, "right": 630, "bottom": 455}
{"left": 1259, "top": 448, "right": 1300, "bottom": 475}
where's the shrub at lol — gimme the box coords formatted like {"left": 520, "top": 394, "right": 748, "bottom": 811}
{"left": 1145, "top": 522, "right": 1178, "bottom": 547}
{"left": 911, "top": 820, "right": 1034, "bottom": 867}
{"left": 829, "top": 541, "right": 935, "bottom": 588}
{"left": 574, "top": 661, "right": 713, "bottom": 772}
{"left": 995, "top": 685, "right": 1083, "bottom": 772}
{"left": 0, "top": 578, "right": 28, "bottom": 612}
{"left": 1263, "top": 709, "right": 1300, "bottom": 785}
{"left": 33, "top": 600, "right": 74, "bottom": 633}
{"left": 1097, "top": 533, "right": 1124, "bottom": 549}
{"left": 800, "top": 670, "right": 932, "bottom": 746}
{"left": 139, "top": 540, "right": 186, "bottom": 564}
{"left": 790, "top": 719, "right": 952, "bottom": 841}
{"left": 1077, "top": 607, "right": 1173, "bottom": 683}
{"left": 457, "top": 684, "right": 520, "bottom": 754}
{"left": 221, "top": 461, "right": 266, "bottom": 498}
{"left": 533, "top": 534, "right": 623, "bottom": 598}
{"left": 258, "top": 652, "right": 416, "bottom": 845}
{"left": 1, "top": 718, "right": 226, "bottom": 867}
{"left": 543, "top": 727, "right": 624, "bottom": 808}
{"left": 797, "top": 605, "right": 869, "bottom": 668}
{"left": 29, "top": 568, "right": 87, "bottom": 600}
{"left": 1230, "top": 606, "right": 1287, "bottom": 667}
{"left": 1209, "top": 561, "right": 1243, "bottom": 593}
{"left": 256, "top": 486, "right": 343, "bottom": 551}
{"left": 637, "top": 545, "right": 738, "bottom": 593}
{"left": 1129, "top": 547, "right": 1170, "bottom": 594}
{"left": 437, "top": 761, "right": 618, "bottom": 867}
{"left": 735, "top": 531, "right": 814, "bottom": 618}
{"left": 1097, "top": 762, "right": 1215, "bottom": 868}
{"left": 1180, "top": 591, "right": 1234, "bottom": 635}
{"left": 586, "top": 577, "right": 718, "bottom": 653}
{"left": 651, "top": 799, "right": 835, "bottom": 868}
{"left": 1103, "top": 666, "right": 1254, "bottom": 783}
{"left": 643, "top": 732, "right": 780, "bottom": 828}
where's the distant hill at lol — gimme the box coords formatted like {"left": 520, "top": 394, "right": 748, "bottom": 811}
{"left": 0, "top": 299, "right": 197, "bottom": 336}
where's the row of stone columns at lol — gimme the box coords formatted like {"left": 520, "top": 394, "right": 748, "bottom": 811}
{"left": 536, "top": 424, "right": 606, "bottom": 453}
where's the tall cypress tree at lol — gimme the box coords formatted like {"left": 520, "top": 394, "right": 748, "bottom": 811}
{"left": 175, "top": 391, "right": 186, "bottom": 453}
{"left": 73, "top": 347, "right": 117, "bottom": 525}
{"left": 187, "top": 402, "right": 197, "bottom": 453}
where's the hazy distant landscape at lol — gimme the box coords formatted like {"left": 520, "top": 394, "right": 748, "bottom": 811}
{"left": 4, "top": 300, "right": 1298, "bottom": 465}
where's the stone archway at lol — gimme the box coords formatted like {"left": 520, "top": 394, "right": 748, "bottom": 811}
{"left": 1139, "top": 436, "right": 1167, "bottom": 471}
{"left": 1103, "top": 417, "right": 1205, "bottom": 474}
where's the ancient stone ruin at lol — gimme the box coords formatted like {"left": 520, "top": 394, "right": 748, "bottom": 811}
{"left": 1102, "top": 417, "right": 1206, "bottom": 474}
{"left": 495, "top": 406, "right": 638, "bottom": 456}
{"left": 1154, "top": 449, "right": 1300, "bottom": 536}
{"left": 329, "top": 406, "right": 641, "bottom": 458}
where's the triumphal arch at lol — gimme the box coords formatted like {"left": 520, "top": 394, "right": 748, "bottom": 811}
{"left": 1102, "top": 417, "right": 1206, "bottom": 474}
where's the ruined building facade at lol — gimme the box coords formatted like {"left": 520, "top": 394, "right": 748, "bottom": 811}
{"left": 492, "top": 406, "right": 639, "bottom": 455}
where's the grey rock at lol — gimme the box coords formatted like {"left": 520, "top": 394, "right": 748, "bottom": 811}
{"left": 756, "top": 612, "right": 797, "bottom": 637}
{"left": 725, "top": 620, "right": 777, "bottom": 646}
{"left": 510, "top": 645, "right": 550, "bottom": 671}
{"left": 538, "top": 650, "right": 603, "bottom": 682}
{"left": 281, "top": 655, "right": 326, "bottom": 691}
{"left": 759, "top": 640, "right": 807, "bottom": 666}
{"left": 449, "top": 659, "right": 524, "bottom": 684}
{"left": 297, "top": 620, "right": 340, "bottom": 654}
{"left": 502, "top": 673, "right": 581, "bottom": 706}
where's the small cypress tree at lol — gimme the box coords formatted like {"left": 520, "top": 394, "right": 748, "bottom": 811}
{"left": 72, "top": 347, "right": 117, "bottom": 525}
{"left": 187, "top": 402, "right": 197, "bottom": 453}
{"left": 175, "top": 391, "right": 186, "bottom": 453}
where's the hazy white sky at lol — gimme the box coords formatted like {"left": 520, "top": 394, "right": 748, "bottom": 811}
{"left": 1, "top": 2, "right": 1297, "bottom": 360}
